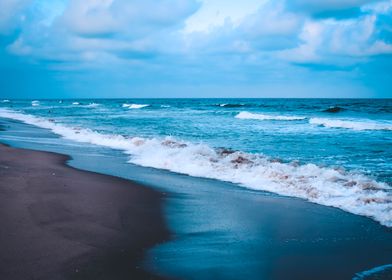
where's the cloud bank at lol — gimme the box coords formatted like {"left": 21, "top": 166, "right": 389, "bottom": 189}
{"left": 0, "top": 0, "right": 391, "bottom": 98}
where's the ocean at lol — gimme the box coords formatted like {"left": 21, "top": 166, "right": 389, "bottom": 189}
{"left": 0, "top": 98, "right": 391, "bottom": 228}
{"left": 0, "top": 98, "right": 392, "bottom": 279}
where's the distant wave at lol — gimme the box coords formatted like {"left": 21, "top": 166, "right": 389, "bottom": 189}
{"left": 122, "top": 103, "right": 149, "bottom": 109}
{"left": 72, "top": 102, "right": 80, "bottom": 105}
{"left": 31, "top": 100, "right": 40, "bottom": 106}
{"left": 236, "top": 111, "right": 306, "bottom": 121}
{"left": 1, "top": 108, "right": 391, "bottom": 227}
{"left": 217, "top": 103, "right": 246, "bottom": 108}
{"left": 84, "top": 103, "right": 100, "bottom": 108}
{"left": 310, "top": 118, "right": 392, "bottom": 131}
{"left": 1, "top": 100, "right": 10, "bottom": 103}
{"left": 323, "top": 106, "right": 345, "bottom": 113}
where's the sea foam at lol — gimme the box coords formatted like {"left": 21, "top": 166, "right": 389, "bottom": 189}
{"left": 310, "top": 118, "right": 392, "bottom": 131}
{"left": 0, "top": 108, "right": 391, "bottom": 227}
{"left": 122, "top": 103, "right": 149, "bottom": 109}
{"left": 84, "top": 103, "right": 100, "bottom": 108}
{"left": 236, "top": 111, "right": 306, "bottom": 121}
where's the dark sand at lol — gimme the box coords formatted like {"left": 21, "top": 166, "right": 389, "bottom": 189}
{"left": 0, "top": 144, "right": 169, "bottom": 280}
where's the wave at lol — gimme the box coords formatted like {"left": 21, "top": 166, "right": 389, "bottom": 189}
{"left": 323, "top": 106, "right": 345, "bottom": 113}
{"left": 0, "top": 108, "right": 391, "bottom": 227}
{"left": 83, "top": 103, "right": 100, "bottom": 108}
{"left": 72, "top": 102, "right": 80, "bottom": 105}
{"left": 31, "top": 100, "right": 40, "bottom": 106}
{"left": 236, "top": 111, "right": 306, "bottom": 121}
{"left": 217, "top": 103, "right": 245, "bottom": 108}
{"left": 1, "top": 100, "right": 10, "bottom": 103}
{"left": 353, "top": 264, "right": 392, "bottom": 280}
{"left": 310, "top": 118, "right": 392, "bottom": 131}
{"left": 122, "top": 103, "right": 149, "bottom": 109}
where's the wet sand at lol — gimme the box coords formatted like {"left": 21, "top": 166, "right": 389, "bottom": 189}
{"left": 0, "top": 144, "right": 169, "bottom": 280}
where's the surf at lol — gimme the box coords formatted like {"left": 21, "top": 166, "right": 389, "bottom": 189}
{"left": 0, "top": 108, "right": 390, "bottom": 228}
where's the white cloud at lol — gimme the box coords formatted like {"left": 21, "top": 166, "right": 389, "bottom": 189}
{"left": 0, "top": 0, "right": 31, "bottom": 33}
{"left": 3, "top": 0, "right": 392, "bottom": 71}
{"left": 279, "top": 14, "right": 392, "bottom": 64}
{"left": 61, "top": 0, "right": 200, "bottom": 38}
{"left": 184, "top": 0, "right": 265, "bottom": 32}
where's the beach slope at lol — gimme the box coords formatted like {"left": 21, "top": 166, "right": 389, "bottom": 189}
{"left": 0, "top": 144, "right": 169, "bottom": 280}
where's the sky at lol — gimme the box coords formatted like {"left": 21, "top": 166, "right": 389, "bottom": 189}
{"left": 0, "top": 0, "right": 391, "bottom": 98}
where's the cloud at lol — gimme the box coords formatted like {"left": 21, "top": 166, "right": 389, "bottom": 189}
{"left": 0, "top": 0, "right": 31, "bottom": 33}
{"left": 184, "top": 1, "right": 304, "bottom": 56}
{"left": 61, "top": 0, "right": 200, "bottom": 38}
{"left": 279, "top": 8, "right": 392, "bottom": 65}
{"left": 286, "top": 0, "right": 381, "bottom": 18}
{"left": 0, "top": 0, "right": 391, "bottom": 98}
{"left": 4, "top": 0, "right": 201, "bottom": 67}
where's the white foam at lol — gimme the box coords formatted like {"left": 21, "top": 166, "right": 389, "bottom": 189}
{"left": 122, "top": 103, "right": 149, "bottom": 109}
{"left": 72, "top": 102, "right": 80, "bottom": 105}
{"left": 84, "top": 103, "right": 100, "bottom": 108}
{"left": 236, "top": 111, "right": 306, "bottom": 121}
{"left": 0, "top": 108, "right": 391, "bottom": 227}
{"left": 1, "top": 100, "right": 10, "bottom": 103}
{"left": 31, "top": 100, "right": 40, "bottom": 106}
{"left": 310, "top": 118, "right": 392, "bottom": 131}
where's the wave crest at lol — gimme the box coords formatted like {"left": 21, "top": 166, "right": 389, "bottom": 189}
{"left": 217, "top": 103, "right": 245, "bottom": 108}
{"left": 122, "top": 103, "right": 149, "bottom": 109}
{"left": 322, "top": 106, "right": 345, "bottom": 113}
{"left": 236, "top": 111, "right": 306, "bottom": 121}
{"left": 310, "top": 118, "right": 392, "bottom": 131}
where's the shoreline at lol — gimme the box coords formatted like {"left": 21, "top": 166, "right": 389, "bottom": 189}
{"left": 1, "top": 118, "right": 392, "bottom": 280}
{"left": 0, "top": 143, "right": 170, "bottom": 279}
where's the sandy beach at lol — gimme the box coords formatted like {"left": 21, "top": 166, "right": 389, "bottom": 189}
{"left": 0, "top": 144, "right": 169, "bottom": 280}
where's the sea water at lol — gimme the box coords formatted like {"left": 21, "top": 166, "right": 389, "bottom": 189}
{"left": 0, "top": 98, "right": 391, "bottom": 227}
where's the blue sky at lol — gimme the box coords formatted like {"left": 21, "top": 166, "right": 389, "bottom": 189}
{"left": 0, "top": 0, "right": 391, "bottom": 98}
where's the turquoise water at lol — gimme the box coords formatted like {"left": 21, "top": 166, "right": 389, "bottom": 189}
{"left": 0, "top": 98, "right": 391, "bottom": 226}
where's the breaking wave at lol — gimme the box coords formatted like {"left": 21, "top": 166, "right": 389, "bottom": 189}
{"left": 83, "top": 103, "right": 100, "bottom": 108}
{"left": 310, "top": 118, "right": 392, "bottom": 131}
{"left": 236, "top": 111, "right": 306, "bottom": 121}
{"left": 0, "top": 108, "right": 391, "bottom": 227}
{"left": 217, "top": 103, "right": 246, "bottom": 108}
{"left": 122, "top": 103, "right": 149, "bottom": 109}
{"left": 353, "top": 264, "right": 392, "bottom": 280}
